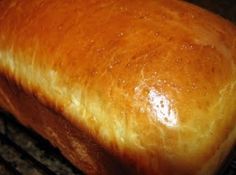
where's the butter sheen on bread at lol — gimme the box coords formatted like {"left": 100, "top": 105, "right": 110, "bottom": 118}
{"left": 0, "top": 0, "right": 235, "bottom": 174}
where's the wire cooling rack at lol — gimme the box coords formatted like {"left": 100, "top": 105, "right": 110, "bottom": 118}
{"left": 0, "top": 112, "right": 83, "bottom": 175}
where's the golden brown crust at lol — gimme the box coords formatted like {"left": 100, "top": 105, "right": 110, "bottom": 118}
{"left": 0, "top": 74, "right": 136, "bottom": 175}
{"left": 0, "top": 0, "right": 236, "bottom": 174}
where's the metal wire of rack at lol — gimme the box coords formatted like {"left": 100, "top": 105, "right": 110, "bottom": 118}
{"left": 0, "top": 112, "right": 83, "bottom": 175}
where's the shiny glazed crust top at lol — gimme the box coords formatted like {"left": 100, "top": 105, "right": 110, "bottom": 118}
{"left": 0, "top": 0, "right": 236, "bottom": 174}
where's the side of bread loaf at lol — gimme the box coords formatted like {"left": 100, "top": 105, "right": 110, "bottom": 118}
{"left": 0, "top": 74, "right": 136, "bottom": 175}
{"left": 0, "top": 0, "right": 235, "bottom": 174}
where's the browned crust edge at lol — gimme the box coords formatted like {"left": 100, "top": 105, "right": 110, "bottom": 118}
{"left": 0, "top": 73, "right": 138, "bottom": 175}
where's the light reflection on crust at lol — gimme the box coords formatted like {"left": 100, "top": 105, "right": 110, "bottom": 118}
{"left": 148, "top": 88, "right": 177, "bottom": 127}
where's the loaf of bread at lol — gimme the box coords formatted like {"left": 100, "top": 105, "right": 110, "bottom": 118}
{"left": 0, "top": 0, "right": 235, "bottom": 174}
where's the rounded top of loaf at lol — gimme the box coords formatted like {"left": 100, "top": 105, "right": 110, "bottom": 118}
{"left": 0, "top": 0, "right": 236, "bottom": 174}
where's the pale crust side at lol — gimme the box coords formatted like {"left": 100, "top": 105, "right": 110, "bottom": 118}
{"left": 0, "top": 0, "right": 236, "bottom": 174}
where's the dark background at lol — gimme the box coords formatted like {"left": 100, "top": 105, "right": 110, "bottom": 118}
{"left": 187, "top": 0, "right": 236, "bottom": 23}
